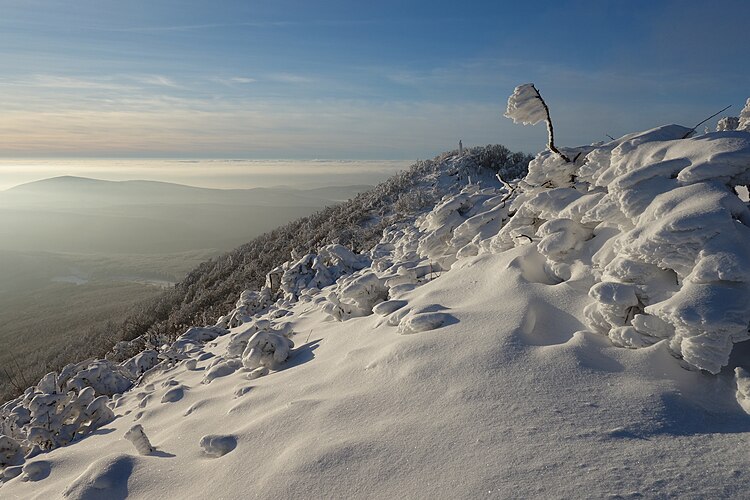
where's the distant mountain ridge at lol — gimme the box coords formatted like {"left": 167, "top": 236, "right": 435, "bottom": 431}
{"left": 3, "top": 176, "right": 373, "bottom": 207}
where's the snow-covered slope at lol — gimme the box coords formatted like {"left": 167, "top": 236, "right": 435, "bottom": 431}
{"left": 3, "top": 112, "right": 750, "bottom": 497}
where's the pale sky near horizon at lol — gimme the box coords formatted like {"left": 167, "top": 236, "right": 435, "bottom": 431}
{"left": 1, "top": 0, "right": 749, "bottom": 160}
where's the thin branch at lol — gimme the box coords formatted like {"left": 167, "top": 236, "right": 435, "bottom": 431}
{"left": 495, "top": 173, "right": 514, "bottom": 192}
{"left": 682, "top": 104, "right": 732, "bottom": 139}
{"left": 515, "top": 234, "right": 534, "bottom": 243}
{"left": 2, "top": 366, "right": 23, "bottom": 392}
{"left": 531, "top": 84, "right": 571, "bottom": 163}
{"left": 605, "top": 133, "right": 615, "bottom": 141}
{"left": 496, "top": 174, "right": 516, "bottom": 208}
{"left": 13, "top": 358, "right": 30, "bottom": 388}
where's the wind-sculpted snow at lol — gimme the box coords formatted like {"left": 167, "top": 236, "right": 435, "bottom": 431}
{"left": 123, "top": 424, "right": 154, "bottom": 455}
{"left": 492, "top": 123, "right": 750, "bottom": 374}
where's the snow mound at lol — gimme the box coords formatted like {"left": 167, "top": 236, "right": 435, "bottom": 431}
{"left": 398, "top": 311, "right": 453, "bottom": 334}
{"left": 62, "top": 454, "right": 134, "bottom": 499}
{"left": 200, "top": 434, "right": 237, "bottom": 457}
{"left": 20, "top": 460, "right": 50, "bottom": 482}
{"left": 0, "top": 435, "right": 22, "bottom": 467}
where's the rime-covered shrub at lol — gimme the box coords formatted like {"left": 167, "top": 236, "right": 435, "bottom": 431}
{"left": 120, "top": 350, "right": 159, "bottom": 379}
{"left": 322, "top": 271, "right": 389, "bottom": 321}
{"left": 66, "top": 360, "right": 133, "bottom": 396}
{"left": 241, "top": 331, "right": 294, "bottom": 372}
{"left": 717, "top": 116, "right": 740, "bottom": 132}
{"left": 500, "top": 92, "right": 750, "bottom": 374}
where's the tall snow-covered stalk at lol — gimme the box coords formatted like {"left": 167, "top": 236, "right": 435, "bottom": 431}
{"left": 504, "top": 83, "right": 571, "bottom": 163}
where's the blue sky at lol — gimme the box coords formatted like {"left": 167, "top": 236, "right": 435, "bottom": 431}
{"left": 1, "top": 0, "right": 748, "bottom": 159}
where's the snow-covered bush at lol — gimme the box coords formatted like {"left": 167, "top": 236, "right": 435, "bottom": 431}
{"left": 225, "top": 288, "right": 274, "bottom": 328}
{"left": 717, "top": 116, "right": 740, "bottom": 132}
{"left": 120, "top": 350, "right": 159, "bottom": 379}
{"left": 65, "top": 360, "right": 133, "bottom": 396}
{"left": 0, "top": 358, "right": 134, "bottom": 466}
{"left": 276, "top": 244, "right": 371, "bottom": 301}
{"left": 501, "top": 86, "right": 750, "bottom": 374}
{"left": 322, "top": 271, "right": 389, "bottom": 321}
{"left": 241, "top": 331, "right": 294, "bottom": 371}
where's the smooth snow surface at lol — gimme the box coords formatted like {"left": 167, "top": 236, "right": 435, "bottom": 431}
{"left": 3, "top": 121, "right": 750, "bottom": 498}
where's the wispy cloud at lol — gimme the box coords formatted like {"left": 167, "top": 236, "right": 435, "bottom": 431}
{"left": 130, "top": 75, "right": 181, "bottom": 88}
{"left": 0, "top": 75, "right": 135, "bottom": 91}
{"left": 211, "top": 76, "right": 257, "bottom": 87}
{"left": 83, "top": 21, "right": 297, "bottom": 33}
{"left": 228, "top": 77, "right": 256, "bottom": 84}
{"left": 266, "top": 73, "right": 316, "bottom": 84}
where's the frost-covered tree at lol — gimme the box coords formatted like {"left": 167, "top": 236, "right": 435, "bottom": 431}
{"left": 505, "top": 83, "right": 571, "bottom": 162}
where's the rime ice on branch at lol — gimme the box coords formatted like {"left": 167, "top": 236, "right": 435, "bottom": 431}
{"left": 504, "top": 83, "right": 571, "bottom": 162}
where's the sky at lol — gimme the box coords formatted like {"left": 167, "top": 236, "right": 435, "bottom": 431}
{"left": 1, "top": 0, "right": 749, "bottom": 160}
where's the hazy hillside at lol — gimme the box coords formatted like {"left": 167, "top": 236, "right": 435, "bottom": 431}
{"left": 0, "top": 178, "right": 377, "bottom": 402}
